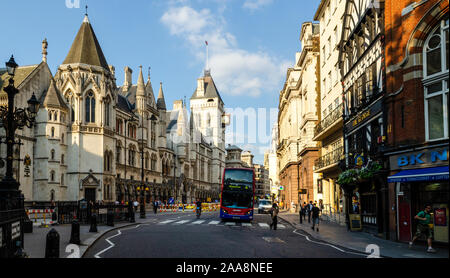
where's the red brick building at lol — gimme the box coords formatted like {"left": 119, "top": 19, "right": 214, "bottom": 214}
{"left": 384, "top": 0, "right": 448, "bottom": 243}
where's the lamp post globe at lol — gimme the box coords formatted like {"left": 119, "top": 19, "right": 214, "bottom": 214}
{"left": 5, "top": 55, "right": 18, "bottom": 76}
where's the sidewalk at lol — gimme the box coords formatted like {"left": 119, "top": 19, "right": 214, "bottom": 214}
{"left": 278, "top": 212, "right": 448, "bottom": 258}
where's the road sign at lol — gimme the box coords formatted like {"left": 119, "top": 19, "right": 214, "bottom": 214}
{"left": 279, "top": 186, "right": 284, "bottom": 191}
{"left": 168, "top": 197, "right": 174, "bottom": 204}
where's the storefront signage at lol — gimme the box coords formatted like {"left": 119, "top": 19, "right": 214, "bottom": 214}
{"left": 434, "top": 208, "right": 447, "bottom": 226}
{"left": 345, "top": 98, "right": 383, "bottom": 133}
{"left": 390, "top": 148, "right": 448, "bottom": 170}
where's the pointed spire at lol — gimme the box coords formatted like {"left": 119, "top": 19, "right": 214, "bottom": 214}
{"left": 62, "top": 14, "right": 109, "bottom": 70}
{"left": 157, "top": 82, "right": 166, "bottom": 110}
{"left": 136, "top": 65, "right": 145, "bottom": 97}
{"left": 147, "top": 66, "right": 151, "bottom": 82}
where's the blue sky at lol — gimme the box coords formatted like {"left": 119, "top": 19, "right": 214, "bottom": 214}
{"left": 3, "top": 0, "right": 320, "bottom": 164}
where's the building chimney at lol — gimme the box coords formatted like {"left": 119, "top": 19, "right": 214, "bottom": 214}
{"left": 123, "top": 66, "right": 133, "bottom": 91}
{"left": 42, "top": 38, "right": 48, "bottom": 63}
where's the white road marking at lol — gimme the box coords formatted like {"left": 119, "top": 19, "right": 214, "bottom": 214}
{"left": 174, "top": 220, "right": 190, "bottom": 225}
{"left": 241, "top": 223, "right": 252, "bottom": 227}
{"left": 225, "top": 222, "right": 235, "bottom": 226}
{"left": 278, "top": 224, "right": 286, "bottom": 229}
{"left": 94, "top": 230, "right": 122, "bottom": 258}
{"left": 208, "top": 221, "right": 220, "bottom": 225}
{"left": 191, "top": 220, "right": 206, "bottom": 224}
{"left": 258, "top": 223, "right": 270, "bottom": 228}
{"left": 292, "top": 229, "right": 368, "bottom": 257}
{"left": 94, "top": 223, "right": 149, "bottom": 258}
{"left": 262, "top": 237, "right": 285, "bottom": 243}
{"left": 159, "top": 220, "right": 176, "bottom": 225}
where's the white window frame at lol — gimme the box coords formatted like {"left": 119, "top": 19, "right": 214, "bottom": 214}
{"left": 423, "top": 18, "right": 449, "bottom": 142}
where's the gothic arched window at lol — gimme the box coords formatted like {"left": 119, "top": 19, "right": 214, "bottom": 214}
{"left": 50, "top": 171, "right": 55, "bottom": 182}
{"left": 423, "top": 17, "right": 449, "bottom": 141}
{"left": 51, "top": 127, "right": 55, "bottom": 137}
{"left": 51, "top": 149, "right": 55, "bottom": 160}
{"left": 85, "top": 91, "right": 96, "bottom": 123}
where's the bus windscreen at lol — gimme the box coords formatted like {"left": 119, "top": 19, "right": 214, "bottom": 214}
{"left": 222, "top": 169, "right": 254, "bottom": 209}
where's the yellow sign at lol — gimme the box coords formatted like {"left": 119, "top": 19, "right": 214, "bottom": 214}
{"left": 349, "top": 214, "right": 362, "bottom": 231}
{"left": 352, "top": 110, "right": 371, "bottom": 127}
{"left": 207, "top": 197, "right": 211, "bottom": 202}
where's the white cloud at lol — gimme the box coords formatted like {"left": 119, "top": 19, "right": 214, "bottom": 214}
{"left": 242, "top": 0, "right": 273, "bottom": 11}
{"left": 160, "top": 4, "right": 290, "bottom": 97}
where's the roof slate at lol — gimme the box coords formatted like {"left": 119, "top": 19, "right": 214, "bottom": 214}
{"left": 62, "top": 16, "right": 109, "bottom": 70}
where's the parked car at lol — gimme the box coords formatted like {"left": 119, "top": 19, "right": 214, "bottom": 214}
{"left": 258, "top": 199, "right": 272, "bottom": 214}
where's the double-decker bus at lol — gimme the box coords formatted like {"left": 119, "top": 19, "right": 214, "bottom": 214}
{"left": 220, "top": 168, "right": 255, "bottom": 221}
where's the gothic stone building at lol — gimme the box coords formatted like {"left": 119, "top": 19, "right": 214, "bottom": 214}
{"left": 0, "top": 15, "right": 226, "bottom": 204}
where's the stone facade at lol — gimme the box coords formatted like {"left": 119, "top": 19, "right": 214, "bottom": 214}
{"left": 313, "top": 0, "right": 347, "bottom": 225}
{"left": 277, "top": 22, "right": 320, "bottom": 211}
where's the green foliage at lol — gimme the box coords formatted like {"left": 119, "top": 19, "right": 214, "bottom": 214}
{"left": 337, "top": 162, "right": 382, "bottom": 186}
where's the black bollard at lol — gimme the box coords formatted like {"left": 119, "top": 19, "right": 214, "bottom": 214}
{"left": 45, "top": 228, "right": 60, "bottom": 258}
{"left": 107, "top": 210, "right": 114, "bottom": 227}
{"left": 69, "top": 219, "right": 81, "bottom": 245}
{"left": 89, "top": 214, "right": 98, "bottom": 232}
{"left": 128, "top": 203, "right": 135, "bottom": 223}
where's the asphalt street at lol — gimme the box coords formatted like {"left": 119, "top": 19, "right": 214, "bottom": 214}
{"left": 83, "top": 211, "right": 368, "bottom": 258}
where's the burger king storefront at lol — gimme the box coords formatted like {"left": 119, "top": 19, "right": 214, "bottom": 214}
{"left": 387, "top": 146, "right": 449, "bottom": 244}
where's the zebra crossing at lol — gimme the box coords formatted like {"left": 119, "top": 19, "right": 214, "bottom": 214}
{"left": 155, "top": 218, "right": 287, "bottom": 229}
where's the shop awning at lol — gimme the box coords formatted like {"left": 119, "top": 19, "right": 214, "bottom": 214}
{"left": 388, "top": 166, "right": 449, "bottom": 183}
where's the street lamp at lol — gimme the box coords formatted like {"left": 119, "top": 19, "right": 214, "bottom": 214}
{"left": 139, "top": 114, "right": 157, "bottom": 219}
{"left": 0, "top": 55, "right": 39, "bottom": 258}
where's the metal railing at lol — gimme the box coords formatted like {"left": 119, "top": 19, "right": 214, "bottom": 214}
{"left": 314, "top": 104, "right": 343, "bottom": 137}
{"left": 314, "top": 146, "right": 344, "bottom": 171}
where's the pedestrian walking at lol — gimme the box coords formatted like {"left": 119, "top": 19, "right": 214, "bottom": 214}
{"left": 307, "top": 201, "right": 313, "bottom": 223}
{"left": 311, "top": 203, "right": 321, "bottom": 232}
{"left": 132, "top": 200, "right": 138, "bottom": 212}
{"left": 299, "top": 203, "right": 305, "bottom": 224}
{"left": 409, "top": 204, "right": 436, "bottom": 253}
{"left": 153, "top": 200, "right": 159, "bottom": 214}
{"left": 269, "top": 203, "right": 279, "bottom": 230}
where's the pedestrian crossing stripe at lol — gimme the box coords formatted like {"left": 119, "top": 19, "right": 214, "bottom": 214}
{"left": 155, "top": 220, "right": 286, "bottom": 229}
{"left": 159, "top": 220, "right": 176, "bottom": 224}
{"left": 174, "top": 220, "right": 190, "bottom": 224}
{"left": 208, "top": 221, "right": 220, "bottom": 225}
{"left": 191, "top": 220, "right": 205, "bottom": 224}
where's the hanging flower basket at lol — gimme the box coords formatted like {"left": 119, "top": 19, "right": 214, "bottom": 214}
{"left": 337, "top": 162, "right": 382, "bottom": 187}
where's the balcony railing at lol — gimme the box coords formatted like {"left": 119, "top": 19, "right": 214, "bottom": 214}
{"left": 314, "top": 104, "right": 343, "bottom": 138}
{"left": 314, "top": 146, "right": 344, "bottom": 171}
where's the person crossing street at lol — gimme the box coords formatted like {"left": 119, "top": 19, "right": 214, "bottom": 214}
{"left": 269, "top": 203, "right": 279, "bottom": 230}
{"left": 307, "top": 201, "right": 313, "bottom": 223}
{"left": 311, "top": 202, "right": 321, "bottom": 232}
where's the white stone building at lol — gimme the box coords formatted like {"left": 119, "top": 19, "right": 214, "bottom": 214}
{"left": 0, "top": 14, "right": 226, "bottom": 204}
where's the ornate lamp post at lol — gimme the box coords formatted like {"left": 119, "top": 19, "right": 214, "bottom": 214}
{"left": 0, "top": 56, "right": 40, "bottom": 258}
{"left": 139, "top": 114, "right": 157, "bottom": 219}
